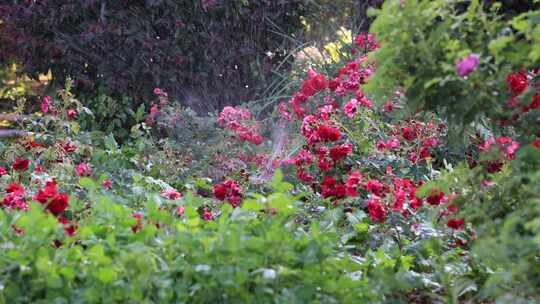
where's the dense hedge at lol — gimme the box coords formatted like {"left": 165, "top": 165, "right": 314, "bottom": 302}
{"left": 0, "top": 0, "right": 314, "bottom": 110}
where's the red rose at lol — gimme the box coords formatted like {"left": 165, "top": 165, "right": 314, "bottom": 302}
{"left": 131, "top": 213, "right": 143, "bottom": 232}
{"left": 12, "top": 158, "right": 29, "bottom": 171}
{"left": 63, "top": 142, "right": 77, "bottom": 153}
{"left": 329, "top": 143, "right": 353, "bottom": 162}
{"left": 312, "top": 74, "right": 328, "bottom": 91}
{"left": 34, "top": 180, "right": 58, "bottom": 204}
{"left": 58, "top": 216, "right": 77, "bottom": 236}
{"left": 300, "top": 79, "right": 317, "bottom": 97}
{"left": 528, "top": 92, "right": 540, "bottom": 110}
{"left": 507, "top": 71, "right": 528, "bottom": 95}
{"left": 317, "top": 124, "right": 341, "bottom": 142}
{"left": 213, "top": 184, "right": 228, "bottom": 201}
{"left": 367, "top": 198, "right": 387, "bottom": 222}
{"left": 401, "top": 127, "right": 417, "bottom": 141}
{"left": 486, "top": 160, "right": 504, "bottom": 173}
{"left": 366, "top": 179, "right": 383, "bottom": 196}
{"left": 5, "top": 183, "right": 24, "bottom": 195}
{"left": 47, "top": 193, "right": 69, "bottom": 215}
{"left": 426, "top": 189, "right": 445, "bottom": 205}
{"left": 202, "top": 207, "right": 213, "bottom": 221}
{"left": 447, "top": 218, "right": 465, "bottom": 230}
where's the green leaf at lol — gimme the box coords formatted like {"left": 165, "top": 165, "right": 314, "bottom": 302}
{"left": 488, "top": 36, "right": 513, "bottom": 56}
{"left": 79, "top": 177, "right": 96, "bottom": 190}
{"left": 95, "top": 268, "right": 117, "bottom": 284}
{"left": 242, "top": 199, "right": 263, "bottom": 211}
{"left": 466, "top": 0, "right": 479, "bottom": 21}
{"left": 104, "top": 133, "right": 118, "bottom": 151}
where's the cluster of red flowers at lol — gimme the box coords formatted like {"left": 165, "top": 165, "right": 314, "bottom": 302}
{"left": 1, "top": 158, "right": 32, "bottom": 210}
{"left": 213, "top": 178, "right": 242, "bottom": 207}
{"left": 145, "top": 88, "right": 170, "bottom": 125}
{"left": 388, "top": 120, "right": 444, "bottom": 163}
{"left": 2, "top": 178, "right": 74, "bottom": 235}
{"left": 354, "top": 33, "right": 380, "bottom": 53}
{"left": 277, "top": 34, "right": 444, "bottom": 223}
{"left": 33, "top": 180, "right": 70, "bottom": 216}
{"left": 3, "top": 182, "right": 28, "bottom": 210}
{"left": 471, "top": 136, "right": 521, "bottom": 176}
{"left": 505, "top": 70, "right": 540, "bottom": 113}
{"left": 218, "top": 106, "right": 263, "bottom": 145}
{"left": 478, "top": 136, "right": 520, "bottom": 161}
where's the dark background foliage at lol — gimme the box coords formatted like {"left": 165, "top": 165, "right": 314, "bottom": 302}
{"left": 0, "top": 0, "right": 316, "bottom": 112}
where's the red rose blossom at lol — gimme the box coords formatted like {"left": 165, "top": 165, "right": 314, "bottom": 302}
{"left": 47, "top": 193, "right": 69, "bottom": 215}
{"left": 426, "top": 189, "right": 445, "bottom": 205}
{"left": 367, "top": 198, "right": 387, "bottom": 222}
{"left": 507, "top": 71, "right": 528, "bottom": 95}
{"left": 12, "top": 158, "right": 30, "bottom": 171}
{"left": 447, "top": 218, "right": 465, "bottom": 230}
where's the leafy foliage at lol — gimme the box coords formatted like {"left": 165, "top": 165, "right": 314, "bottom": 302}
{"left": 1, "top": 1, "right": 540, "bottom": 303}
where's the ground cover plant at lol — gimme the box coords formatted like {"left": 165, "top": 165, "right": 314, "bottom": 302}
{"left": 0, "top": 0, "right": 540, "bottom": 303}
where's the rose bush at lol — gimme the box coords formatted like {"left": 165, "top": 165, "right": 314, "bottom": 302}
{"left": 1, "top": 0, "right": 540, "bottom": 303}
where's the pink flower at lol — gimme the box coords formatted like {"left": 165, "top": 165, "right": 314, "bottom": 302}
{"left": 344, "top": 99, "right": 359, "bottom": 118}
{"left": 202, "top": 207, "right": 213, "bottom": 221}
{"left": 0, "top": 166, "right": 7, "bottom": 176}
{"left": 456, "top": 54, "right": 480, "bottom": 77}
{"left": 41, "top": 95, "right": 51, "bottom": 114}
{"left": 153, "top": 88, "right": 163, "bottom": 95}
{"left": 481, "top": 179, "right": 494, "bottom": 188}
{"left": 102, "top": 179, "right": 113, "bottom": 189}
{"left": 66, "top": 109, "right": 78, "bottom": 120}
{"left": 296, "top": 149, "right": 314, "bottom": 166}
{"left": 176, "top": 205, "right": 185, "bottom": 216}
{"left": 383, "top": 101, "right": 394, "bottom": 112}
{"left": 161, "top": 188, "right": 182, "bottom": 200}
{"left": 278, "top": 102, "right": 292, "bottom": 121}
{"left": 76, "top": 163, "right": 93, "bottom": 177}
{"left": 354, "top": 33, "right": 380, "bottom": 52}
{"left": 358, "top": 96, "right": 373, "bottom": 108}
